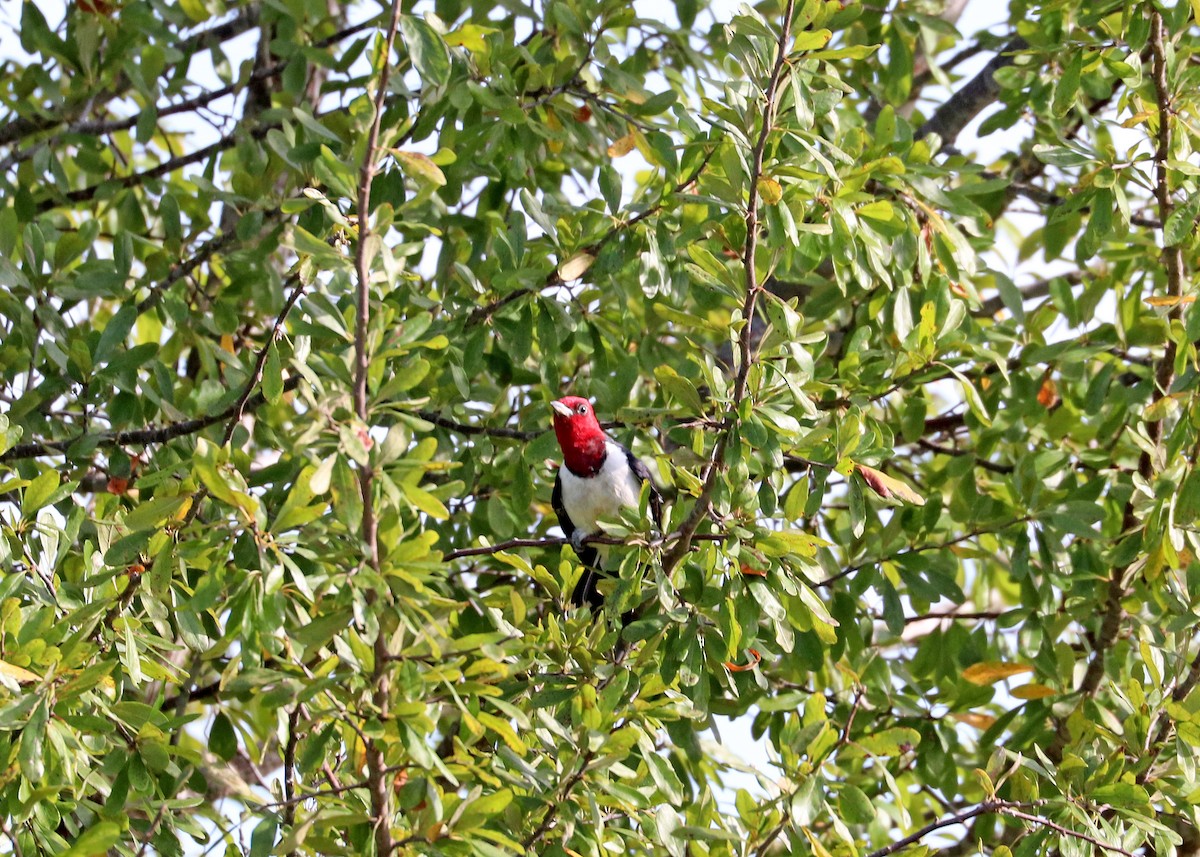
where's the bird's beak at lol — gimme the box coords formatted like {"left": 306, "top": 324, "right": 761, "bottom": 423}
{"left": 550, "top": 401, "right": 573, "bottom": 418}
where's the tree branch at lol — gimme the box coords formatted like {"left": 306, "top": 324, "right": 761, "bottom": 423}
{"left": 818, "top": 518, "right": 1030, "bottom": 589}
{"left": 283, "top": 706, "right": 300, "bottom": 857}
{"left": 997, "top": 807, "right": 1133, "bottom": 857}
{"left": 442, "top": 532, "right": 725, "bottom": 561}
{"left": 136, "top": 231, "right": 239, "bottom": 315}
{"left": 0, "top": 7, "right": 262, "bottom": 149}
{"left": 521, "top": 747, "right": 596, "bottom": 849}
{"left": 1, "top": 17, "right": 377, "bottom": 173}
{"left": 1, "top": 375, "right": 302, "bottom": 463}
{"left": 916, "top": 439, "right": 1014, "bottom": 474}
{"left": 661, "top": 0, "right": 796, "bottom": 573}
{"left": 36, "top": 125, "right": 271, "bottom": 215}
{"left": 1076, "top": 8, "right": 1183, "bottom": 702}
{"left": 915, "top": 37, "right": 1029, "bottom": 146}
{"left": 865, "top": 800, "right": 1007, "bottom": 857}
{"left": 466, "top": 143, "right": 718, "bottom": 326}
{"left": 354, "top": 4, "right": 405, "bottom": 855}
{"left": 973, "top": 270, "right": 1085, "bottom": 318}
{"left": 414, "top": 410, "right": 543, "bottom": 441}
{"left": 222, "top": 276, "right": 306, "bottom": 444}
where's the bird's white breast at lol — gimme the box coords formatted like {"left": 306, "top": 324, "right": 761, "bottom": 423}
{"left": 559, "top": 441, "right": 643, "bottom": 534}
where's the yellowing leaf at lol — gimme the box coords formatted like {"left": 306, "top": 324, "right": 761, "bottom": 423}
{"left": 723, "top": 649, "right": 762, "bottom": 672}
{"left": 962, "top": 661, "right": 1033, "bottom": 685}
{"left": 801, "top": 827, "right": 835, "bottom": 857}
{"left": 951, "top": 711, "right": 997, "bottom": 730}
{"left": 857, "top": 200, "right": 894, "bottom": 222}
{"left": 558, "top": 251, "right": 595, "bottom": 282}
{"left": 1121, "top": 109, "right": 1154, "bottom": 128}
{"left": 856, "top": 464, "right": 925, "bottom": 506}
{"left": 857, "top": 726, "right": 920, "bottom": 756}
{"left": 607, "top": 132, "right": 637, "bottom": 158}
{"left": 1145, "top": 295, "right": 1196, "bottom": 307}
{"left": 1144, "top": 394, "right": 1182, "bottom": 422}
{"left": 444, "top": 23, "right": 496, "bottom": 53}
{"left": 757, "top": 177, "right": 782, "bottom": 205}
{"left": 394, "top": 150, "right": 447, "bottom": 187}
{"left": 792, "top": 28, "right": 832, "bottom": 51}
{"left": 1011, "top": 683, "right": 1056, "bottom": 700}
{"left": 0, "top": 660, "right": 40, "bottom": 684}
{"left": 1036, "top": 373, "right": 1059, "bottom": 409}
{"left": 402, "top": 483, "right": 449, "bottom": 520}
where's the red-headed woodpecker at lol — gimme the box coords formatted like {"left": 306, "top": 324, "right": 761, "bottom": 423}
{"left": 550, "top": 396, "right": 661, "bottom": 610}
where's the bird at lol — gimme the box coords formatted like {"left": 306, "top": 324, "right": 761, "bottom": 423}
{"left": 549, "top": 396, "right": 662, "bottom": 612}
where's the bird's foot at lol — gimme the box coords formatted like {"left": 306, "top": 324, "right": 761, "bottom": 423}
{"left": 570, "top": 530, "right": 589, "bottom": 553}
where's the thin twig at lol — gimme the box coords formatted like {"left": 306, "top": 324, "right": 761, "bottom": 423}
{"left": 222, "top": 277, "right": 305, "bottom": 443}
{"left": 521, "top": 748, "right": 596, "bottom": 849}
{"left": 442, "top": 531, "right": 725, "bottom": 561}
{"left": 996, "top": 806, "right": 1133, "bottom": 857}
{"left": 178, "top": 274, "right": 307, "bottom": 528}
{"left": 0, "top": 375, "right": 301, "bottom": 462}
{"left": 863, "top": 800, "right": 1018, "bottom": 857}
{"left": 133, "top": 800, "right": 172, "bottom": 857}
{"left": 818, "top": 518, "right": 1031, "bottom": 589}
{"left": 1076, "top": 7, "right": 1182, "bottom": 701}
{"left": 467, "top": 144, "right": 718, "bottom": 325}
{"left": 0, "top": 7, "right": 262, "bottom": 148}
{"left": 353, "top": 4, "right": 405, "bottom": 855}
{"left": 414, "top": 410, "right": 542, "bottom": 441}
{"left": 916, "top": 439, "right": 1014, "bottom": 474}
{"left": 283, "top": 706, "right": 300, "bottom": 857}
{"left": 661, "top": 0, "right": 796, "bottom": 573}
{"left": 2, "top": 17, "right": 378, "bottom": 171}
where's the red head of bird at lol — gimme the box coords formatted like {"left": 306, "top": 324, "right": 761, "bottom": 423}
{"left": 550, "top": 396, "right": 608, "bottom": 476}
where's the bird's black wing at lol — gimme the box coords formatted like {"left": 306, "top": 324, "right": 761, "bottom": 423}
{"left": 624, "top": 447, "right": 663, "bottom": 529}
{"left": 553, "top": 468, "right": 602, "bottom": 609}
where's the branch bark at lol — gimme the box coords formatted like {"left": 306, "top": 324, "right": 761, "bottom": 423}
{"left": 1075, "top": 7, "right": 1183, "bottom": 702}
{"left": 353, "top": 3, "right": 405, "bottom": 854}
{"left": 1, "top": 375, "right": 301, "bottom": 463}
{"left": 661, "top": 0, "right": 797, "bottom": 573}
{"left": 442, "top": 532, "right": 724, "bottom": 562}
{"left": 915, "top": 37, "right": 1029, "bottom": 146}
{"left": 0, "top": 7, "right": 262, "bottom": 149}
{"left": 466, "top": 144, "right": 718, "bottom": 326}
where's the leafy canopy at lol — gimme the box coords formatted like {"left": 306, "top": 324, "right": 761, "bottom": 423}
{"left": 1, "top": 0, "right": 1200, "bottom": 855}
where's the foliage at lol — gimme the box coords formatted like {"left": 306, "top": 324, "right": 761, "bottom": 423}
{"left": 1, "top": 0, "right": 1200, "bottom": 854}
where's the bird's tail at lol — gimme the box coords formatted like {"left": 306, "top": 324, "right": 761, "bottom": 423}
{"left": 569, "top": 546, "right": 604, "bottom": 610}
{"left": 569, "top": 547, "right": 636, "bottom": 627}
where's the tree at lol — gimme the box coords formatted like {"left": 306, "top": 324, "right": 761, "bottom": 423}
{"left": 1, "top": 0, "right": 1199, "bottom": 853}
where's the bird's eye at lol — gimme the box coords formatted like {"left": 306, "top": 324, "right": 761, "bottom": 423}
{"left": 576, "top": 404, "right": 587, "bottom": 415}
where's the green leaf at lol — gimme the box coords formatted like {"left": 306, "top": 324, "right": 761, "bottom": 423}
{"left": 105, "top": 529, "right": 153, "bottom": 568}
{"left": 654, "top": 365, "right": 703, "bottom": 414}
{"left": 402, "top": 482, "right": 449, "bottom": 519}
{"left": 22, "top": 469, "right": 61, "bottom": 516}
{"left": 1164, "top": 195, "right": 1200, "bottom": 246}
{"left": 857, "top": 727, "right": 920, "bottom": 757}
{"left": 1090, "top": 782, "right": 1151, "bottom": 810}
{"left": 1032, "top": 144, "right": 1092, "bottom": 167}
{"left": 210, "top": 712, "right": 238, "bottom": 762}
{"left": 400, "top": 15, "right": 451, "bottom": 88}
{"left": 792, "top": 29, "right": 832, "bottom": 51}
{"left": 395, "top": 150, "right": 447, "bottom": 187}
{"left": 122, "top": 494, "right": 189, "bottom": 532}
{"left": 19, "top": 696, "right": 48, "bottom": 782}
{"left": 1052, "top": 51, "right": 1082, "bottom": 117}
{"left": 60, "top": 821, "right": 122, "bottom": 857}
